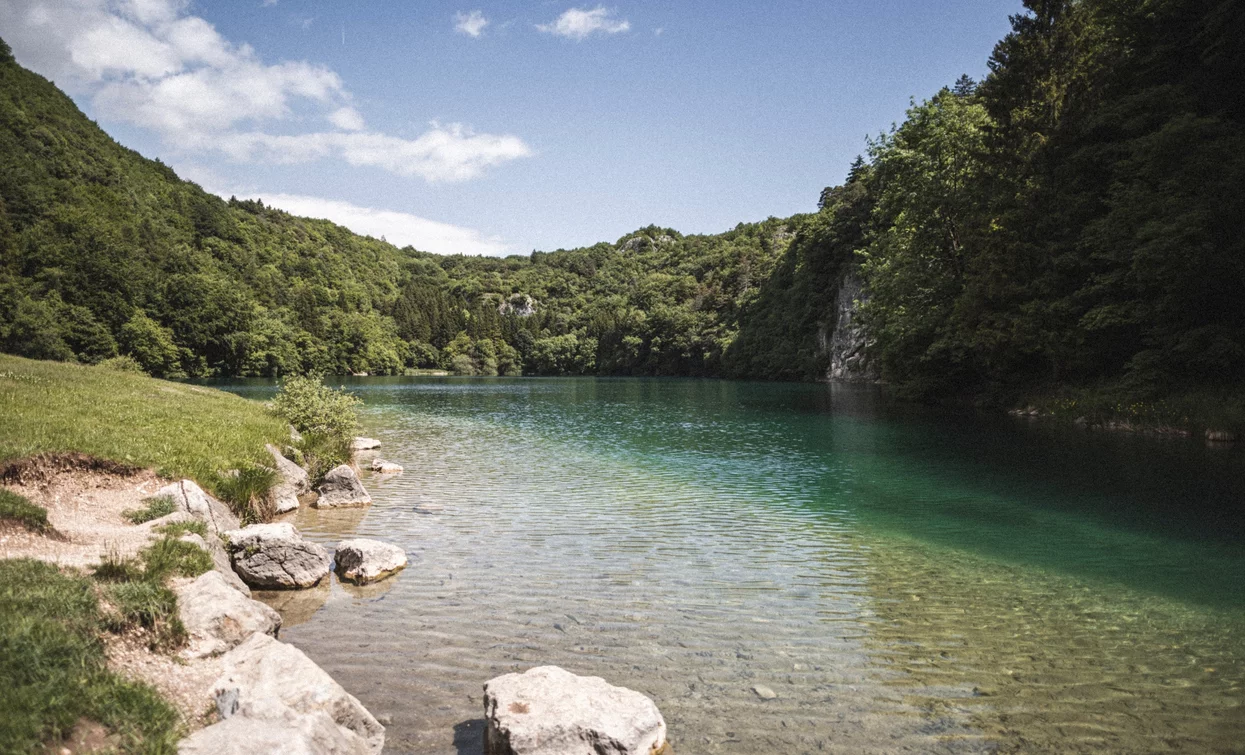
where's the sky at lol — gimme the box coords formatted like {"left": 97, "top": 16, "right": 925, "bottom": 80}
{"left": 0, "top": 0, "right": 1025, "bottom": 256}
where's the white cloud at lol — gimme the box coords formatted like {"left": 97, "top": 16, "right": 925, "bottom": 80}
{"left": 537, "top": 6, "right": 630, "bottom": 40}
{"left": 454, "top": 10, "right": 488, "bottom": 38}
{"left": 233, "top": 193, "right": 512, "bottom": 256}
{"left": 328, "top": 106, "right": 365, "bottom": 131}
{"left": 0, "top": 0, "right": 531, "bottom": 182}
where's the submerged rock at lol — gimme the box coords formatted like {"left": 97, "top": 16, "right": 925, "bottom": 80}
{"left": 1206, "top": 429, "right": 1238, "bottom": 443}
{"left": 314, "top": 465, "right": 372, "bottom": 509}
{"left": 335, "top": 539, "right": 407, "bottom": 585}
{"left": 483, "top": 665, "right": 669, "bottom": 755}
{"left": 155, "top": 479, "right": 240, "bottom": 535}
{"left": 223, "top": 522, "right": 330, "bottom": 589}
{"left": 752, "top": 685, "right": 777, "bottom": 700}
{"left": 207, "top": 633, "right": 384, "bottom": 754}
{"left": 369, "top": 458, "right": 403, "bottom": 474}
{"left": 351, "top": 437, "right": 382, "bottom": 451}
{"left": 176, "top": 570, "right": 281, "bottom": 659}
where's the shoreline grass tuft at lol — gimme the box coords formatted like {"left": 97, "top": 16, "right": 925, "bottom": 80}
{"left": 0, "top": 489, "right": 50, "bottom": 533}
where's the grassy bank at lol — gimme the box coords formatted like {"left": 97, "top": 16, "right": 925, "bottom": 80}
{"left": 0, "top": 354, "right": 288, "bottom": 483}
{"left": 1021, "top": 385, "right": 1245, "bottom": 438}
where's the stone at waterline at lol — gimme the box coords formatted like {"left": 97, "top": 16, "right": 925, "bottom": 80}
{"left": 223, "top": 522, "right": 330, "bottom": 589}
{"left": 369, "top": 458, "right": 403, "bottom": 474}
{"left": 205, "top": 633, "right": 385, "bottom": 754}
{"left": 483, "top": 665, "right": 671, "bottom": 755}
{"left": 314, "top": 465, "right": 372, "bottom": 508}
{"left": 267, "top": 443, "right": 310, "bottom": 514}
{"left": 175, "top": 570, "right": 281, "bottom": 659}
{"left": 155, "top": 479, "right": 239, "bottom": 535}
{"left": 335, "top": 538, "right": 407, "bottom": 585}
{"left": 351, "top": 437, "right": 382, "bottom": 451}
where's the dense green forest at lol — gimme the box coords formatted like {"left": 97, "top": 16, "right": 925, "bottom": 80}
{"left": 2, "top": 0, "right": 1243, "bottom": 414}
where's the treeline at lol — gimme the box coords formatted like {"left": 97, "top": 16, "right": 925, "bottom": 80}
{"left": 2, "top": 0, "right": 1243, "bottom": 407}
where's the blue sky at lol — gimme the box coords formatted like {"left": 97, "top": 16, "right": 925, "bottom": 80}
{"left": 1, "top": 0, "right": 1023, "bottom": 255}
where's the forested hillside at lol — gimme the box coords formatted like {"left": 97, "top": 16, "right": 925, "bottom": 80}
{"left": 2, "top": 0, "right": 1243, "bottom": 415}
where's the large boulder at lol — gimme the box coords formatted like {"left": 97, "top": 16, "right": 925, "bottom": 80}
{"left": 350, "top": 437, "right": 381, "bottom": 451}
{"left": 176, "top": 570, "right": 281, "bottom": 659}
{"left": 207, "top": 633, "right": 384, "bottom": 754}
{"left": 155, "top": 479, "right": 240, "bottom": 535}
{"left": 223, "top": 523, "right": 330, "bottom": 589}
{"left": 267, "top": 444, "right": 311, "bottom": 514}
{"left": 483, "top": 666, "right": 670, "bottom": 755}
{"left": 314, "top": 465, "right": 372, "bottom": 509}
{"left": 334, "top": 539, "right": 407, "bottom": 585}
{"left": 179, "top": 708, "right": 367, "bottom": 754}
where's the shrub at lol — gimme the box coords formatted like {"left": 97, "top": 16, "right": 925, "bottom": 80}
{"left": 0, "top": 489, "right": 50, "bottom": 533}
{"left": 95, "top": 355, "right": 147, "bottom": 374}
{"left": 122, "top": 495, "right": 177, "bottom": 524}
{"left": 213, "top": 464, "right": 278, "bottom": 524}
{"left": 271, "top": 375, "right": 361, "bottom": 438}
{"left": 296, "top": 431, "right": 352, "bottom": 485}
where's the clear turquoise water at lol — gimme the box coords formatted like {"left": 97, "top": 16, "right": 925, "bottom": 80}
{"left": 218, "top": 377, "right": 1245, "bottom": 753}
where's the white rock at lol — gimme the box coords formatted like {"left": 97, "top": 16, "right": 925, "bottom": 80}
{"left": 484, "top": 665, "right": 669, "bottom": 755}
{"left": 155, "top": 479, "right": 240, "bottom": 535}
{"left": 268, "top": 444, "right": 311, "bottom": 513}
{"left": 753, "top": 685, "right": 777, "bottom": 700}
{"left": 334, "top": 539, "right": 407, "bottom": 585}
{"left": 351, "top": 437, "right": 382, "bottom": 451}
{"left": 223, "top": 523, "right": 330, "bottom": 589}
{"left": 179, "top": 705, "right": 367, "bottom": 754}
{"left": 369, "top": 459, "right": 403, "bottom": 474}
{"left": 176, "top": 571, "right": 281, "bottom": 659}
{"left": 314, "top": 465, "right": 372, "bottom": 509}
{"left": 209, "top": 634, "right": 384, "bottom": 754}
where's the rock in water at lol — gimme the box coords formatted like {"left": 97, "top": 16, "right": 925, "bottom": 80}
{"left": 752, "top": 685, "right": 777, "bottom": 700}
{"left": 351, "top": 437, "right": 382, "bottom": 451}
{"left": 483, "top": 665, "right": 670, "bottom": 755}
{"left": 155, "top": 479, "right": 240, "bottom": 535}
{"left": 335, "top": 539, "right": 407, "bottom": 584}
{"left": 223, "top": 523, "right": 330, "bottom": 589}
{"left": 369, "top": 458, "right": 403, "bottom": 474}
{"left": 314, "top": 465, "right": 372, "bottom": 509}
{"left": 208, "top": 633, "right": 384, "bottom": 754}
{"left": 267, "top": 443, "right": 310, "bottom": 513}
{"left": 176, "top": 570, "right": 281, "bottom": 659}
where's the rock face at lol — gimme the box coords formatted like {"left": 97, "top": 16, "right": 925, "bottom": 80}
{"left": 178, "top": 709, "right": 366, "bottom": 754}
{"left": 825, "top": 269, "right": 878, "bottom": 383}
{"left": 350, "top": 437, "right": 381, "bottom": 451}
{"left": 369, "top": 458, "right": 403, "bottom": 474}
{"left": 176, "top": 532, "right": 251, "bottom": 596}
{"left": 335, "top": 539, "right": 407, "bottom": 585}
{"left": 267, "top": 444, "right": 311, "bottom": 514}
{"left": 203, "top": 633, "right": 384, "bottom": 754}
{"left": 175, "top": 570, "right": 281, "bottom": 659}
{"left": 498, "top": 293, "right": 537, "bottom": 317}
{"left": 223, "top": 523, "right": 330, "bottom": 589}
{"left": 155, "top": 479, "right": 240, "bottom": 535}
{"left": 483, "top": 666, "right": 669, "bottom": 755}
{"left": 314, "top": 465, "right": 372, "bottom": 509}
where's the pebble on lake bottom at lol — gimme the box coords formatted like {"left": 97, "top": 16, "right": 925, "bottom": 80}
{"left": 753, "top": 685, "right": 777, "bottom": 700}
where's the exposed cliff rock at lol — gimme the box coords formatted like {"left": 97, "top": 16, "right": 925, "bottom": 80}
{"left": 824, "top": 269, "right": 878, "bottom": 383}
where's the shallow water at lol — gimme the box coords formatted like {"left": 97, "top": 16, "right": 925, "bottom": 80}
{"left": 219, "top": 378, "right": 1245, "bottom": 754}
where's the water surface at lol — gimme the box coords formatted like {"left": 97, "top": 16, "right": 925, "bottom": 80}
{"left": 219, "top": 378, "right": 1245, "bottom": 753}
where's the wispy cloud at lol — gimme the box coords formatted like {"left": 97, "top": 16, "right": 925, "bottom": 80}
{"left": 537, "top": 6, "right": 630, "bottom": 40}
{"left": 454, "top": 10, "right": 488, "bottom": 38}
{"left": 234, "top": 192, "right": 512, "bottom": 256}
{"left": 0, "top": 0, "right": 530, "bottom": 182}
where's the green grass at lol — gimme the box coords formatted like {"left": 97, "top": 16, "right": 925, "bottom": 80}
{"left": 0, "top": 488, "right": 49, "bottom": 533}
{"left": 213, "top": 464, "right": 278, "bottom": 524}
{"left": 0, "top": 353, "right": 288, "bottom": 486}
{"left": 95, "top": 538, "right": 213, "bottom": 586}
{"left": 297, "top": 430, "right": 352, "bottom": 485}
{"left": 154, "top": 520, "right": 208, "bottom": 539}
{"left": 123, "top": 495, "right": 177, "bottom": 525}
{"left": 0, "top": 558, "right": 182, "bottom": 753}
{"left": 103, "top": 582, "right": 186, "bottom": 649}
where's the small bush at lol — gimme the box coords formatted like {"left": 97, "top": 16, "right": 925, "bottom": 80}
{"left": 92, "top": 547, "right": 144, "bottom": 583}
{"left": 154, "top": 520, "right": 208, "bottom": 539}
{"left": 95, "top": 355, "right": 148, "bottom": 374}
{"left": 296, "top": 431, "right": 352, "bottom": 485}
{"left": 122, "top": 495, "right": 177, "bottom": 524}
{"left": 0, "top": 489, "right": 50, "bottom": 533}
{"left": 271, "top": 375, "right": 361, "bottom": 438}
{"left": 103, "top": 582, "right": 185, "bottom": 648}
{"left": 214, "top": 464, "right": 278, "bottom": 524}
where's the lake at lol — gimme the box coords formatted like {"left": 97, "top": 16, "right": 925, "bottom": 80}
{"left": 215, "top": 377, "right": 1245, "bottom": 754}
